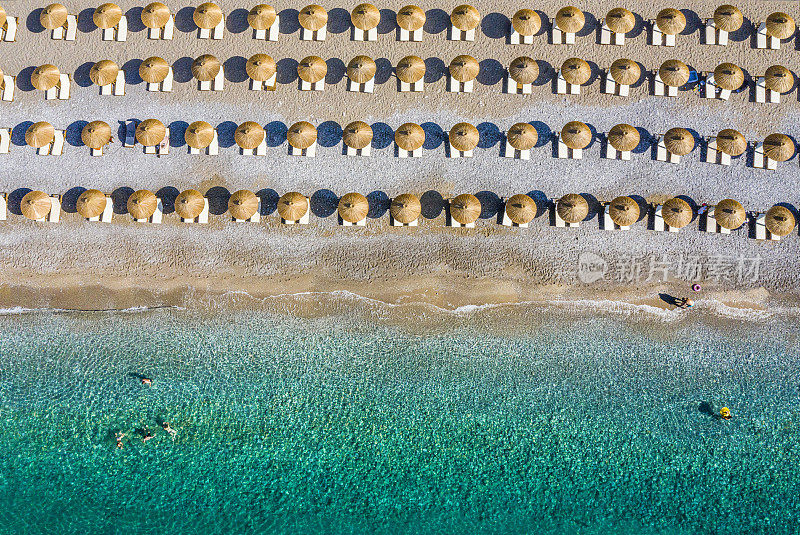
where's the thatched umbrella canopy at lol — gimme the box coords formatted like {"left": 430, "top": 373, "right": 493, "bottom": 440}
{"left": 608, "top": 123, "right": 640, "bottom": 152}
{"left": 287, "top": 121, "right": 317, "bottom": 149}
{"left": 89, "top": 59, "right": 119, "bottom": 86}
{"left": 175, "top": 189, "right": 205, "bottom": 219}
{"left": 127, "top": 189, "right": 157, "bottom": 220}
{"left": 714, "top": 62, "right": 744, "bottom": 91}
{"left": 449, "top": 122, "right": 479, "bottom": 152}
{"left": 396, "top": 55, "right": 425, "bottom": 83}
{"left": 390, "top": 194, "right": 421, "bottom": 224}
{"left": 714, "top": 199, "right": 745, "bottom": 229}
{"left": 76, "top": 189, "right": 107, "bottom": 219}
{"left": 505, "top": 193, "right": 536, "bottom": 225}
{"left": 342, "top": 121, "right": 373, "bottom": 149}
{"left": 40, "top": 3, "right": 67, "bottom": 29}
{"left": 228, "top": 190, "right": 259, "bottom": 220}
{"left": 715, "top": 129, "right": 746, "bottom": 157}
{"left": 656, "top": 8, "right": 686, "bottom": 35}
{"left": 610, "top": 58, "right": 640, "bottom": 85}
{"left": 561, "top": 121, "right": 592, "bottom": 150}
{"left": 450, "top": 193, "right": 481, "bottom": 225}
{"left": 608, "top": 196, "right": 639, "bottom": 227}
{"left": 81, "top": 120, "right": 112, "bottom": 148}
{"left": 766, "top": 12, "right": 795, "bottom": 39}
{"left": 659, "top": 59, "right": 689, "bottom": 87}
{"left": 248, "top": 4, "right": 276, "bottom": 29}
{"left": 185, "top": 120, "right": 214, "bottom": 149}
{"left": 25, "top": 121, "right": 54, "bottom": 148}
{"left": 297, "top": 55, "right": 327, "bottom": 84}
{"left": 664, "top": 127, "right": 694, "bottom": 155}
{"left": 509, "top": 56, "right": 539, "bottom": 85}
{"left": 765, "top": 205, "right": 796, "bottom": 237}
{"left": 662, "top": 197, "right": 692, "bottom": 228}
{"left": 714, "top": 4, "right": 742, "bottom": 32}
{"left": 338, "top": 192, "right": 369, "bottom": 223}
{"left": 561, "top": 57, "right": 590, "bottom": 85}
{"left": 192, "top": 54, "right": 221, "bottom": 82}
{"left": 193, "top": 2, "right": 222, "bottom": 29}
{"left": 347, "top": 56, "right": 377, "bottom": 84}
{"left": 234, "top": 121, "right": 265, "bottom": 149}
{"left": 0, "top": 67, "right": 3, "bottom": 90}
{"left": 764, "top": 65, "right": 794, "bottom": 93}
{"left": 555, "top": 6, "right": 584, "bottom": 33}
{"left": 351, "top": 3, "right": 379, "bottom": 31}
{"left": 141, "top": 2, "right": 170, "bottom": 28}
{"left": 557, "top": 194, "right": 588, "bottom": 224}
{"left": 449, "top": 55, "right": 479, "bottom": 83}
{"left": 605, "top": 7, "right": 634, "bottom": 34}
{"left": 94, "top": 3, "right": 122, "bottom": 28}
{"left": 298, "top": 4, "right": 327, "bottom": 31}
{"left": 31, "top": 64, "right": 60, "bottom": 91}
{"left": 135, "top": 119, "right": 166, "bottom": 146}
{"left": 512, "top": 9, "right": 541, "bottom": 36}
{"left": 450, "top": 4, "right": 480, "bottom": 31}
{"left": 0, "top": 6, "right": 7, "bottom": 29}
{"left": 139, "top": 56, "right": 170, "bottom": 83}
{"left": 395, "top": 123, "right": 425, "bottom": 151}
{"left": 21, "top": 191, "right": 52, "bottom": 220}
{"left": 397, "top": 4, "right": 425, "bottom": 31}
{"left": 763, "top": 133, "right": 794, "bottom": 162}
{"left": 278, "top": 192, "right": 308, "bottom": 221}
{"left": 246, "top": 54, "right": 276, "bottom": 81}
{"left": 507, "top": 123, "right": 537, "bottom": 151}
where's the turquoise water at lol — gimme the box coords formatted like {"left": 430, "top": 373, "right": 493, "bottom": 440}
{"left": 0, "top": 308, "right": 798, "bottom": 534}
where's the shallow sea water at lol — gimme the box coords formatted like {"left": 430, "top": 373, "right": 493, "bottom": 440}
{"left": 0, "top": 307, "right": 798, "bottom": 534}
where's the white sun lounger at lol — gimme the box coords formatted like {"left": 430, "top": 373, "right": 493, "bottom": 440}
{"left": 501, "top": 203, "right": 528, "bottom": 227}
{"left": 289, "top": 142, "right": 316, "bottom": 157}
{"left": 599, "top": 21, "right": 625, "bottom": 45}
{"left": 65, "top": 14, "right": 77, "bottom": 40}
{"left": 139, "top": 198, "right": 163, "bottom": 223}
{"left": 242, "top": 138, "right": 267, "bottom": 156}
{"left": 47, "top": 196, "right": 61, "bottom": 222}
{"left": 602, "top": 204, "right": 631, "bottom": 230}
{"left": 603, "top": 72, "right": 629, "bottom": 96}
{"left": 449, "top": 26, "right": 475, "bottom": 41}
{"left": 704, "top": 138, "right": 731, "bottom": 166}
{"left": 754, "top": 77, "right": 779, "bottom": 104}
{"left": 752, "top": 142, "right": 778, "bottom": 170}
{"left": 2, "top": 76, "right": 15, "bottom": 101}
{"left": 448, "top": 143, "right": 472, "bottom": 158}
{"left": 59, "top": 74, "right": 71, "bottom": 99}
{"left": 1, "top": 16, "right": 18, "bottom": 41}
{"left": 754, "top": 213, "right": 781, "bottom": 241}
{"left": 398, "top": 27, "right": 422, "bottom": 42}
{"left": 345, "top": 144, "right": 370, "bottom": 157}
{"left": 340, "top": 214, "right": 366, "bottom": 226}
{"left": 199, "top": 67, "right": 225, "bottom": 91}
{"left": 503, "top": 139, "right": 530, "bottom": 160}
{"left": 506, "top": 73, "right": 532, "bottom": 94}
{"left": 199, "top": 16, "right": 225, "bottom": 39}
{"left": 704, "top": 73, "right": 730, "bottom": 100}
{"left": 282, "top": 197, "right": 310, "bottom": 224}
{"left": 91, "top": 146, "right": 104, "bottom": 156}
{"left": 149, "top": 15, "right": 174, "bottom": 39}
{"left": 254, "top": 15, "right": 279, "bottom": 40}
{"left": 704, "top": 207, "right": 731, "bottom": 234}
{"left": 102, "top": 15, "right": 127, "bottom": 41}
{"left": 652, "top": 73, "right": 677, "bottom": 97}
{"left": 0, "top": 193, "right": 6, "bottom": 220}
{"left": 557, "top": 135, "right": 582, "bottom": 159}
{"left": 448, "top": 76, "right": 474, "bottom": 93}
{"left": 348, "top": 78, "right": 374, "bottom": 93}
{"left": 756, "top": 22, "right": 781, "bottom": 50}
{"left": 704, "top": 19, "right": 728, "bottom": 45}
{"left": 300, "top": 79, "right": 325, "bottom": 91}
{"left": 556, "top": 72, "right": 580, "bottom": 95}
{"left": 51, "top": 130, "right": 65, "bottom": 156}
{"left": 148, "top": 68, "right": 173, "bottom": 92}
{"left": 353, "top": 26, "right": 377, "bottom": 41}
{"left": 603, "top": 142, "right": 631, "bottom": 161}
{"left": 396, "top": 145, "right": 422, "bottom": 158}
{"left": 398, "top": 79, "right": 423, "bottom": 92}
{"left": 552, "top": 205, "right": 579, "bottom": 228}
{"left": 649, "top": 20, "right": 675, "bottom": 46}
{"left": 446, "top": 205, "right": 474, "bottom": 227}
{"left": 655, "top": 136, "right": 681, "bottom": 164}
{"left": 250, "top": 74, "right": 277, "bottom": 91}
{"left": 551, "top": 26, "right": 575, "bottom": 44}
{"left": 0, "top": 128, "right": 9, "bottom": 154}
{"left": 653, "top": 205, "right": 681, "bottom": 232}
{"left": 509, "top": 28, "right": 533, "bottom": 45}
{"left": 190, "top": 130, "right": 219, "bottom": 155}
{"left": 301, "top": 26, "right": 326, "bottom": 41}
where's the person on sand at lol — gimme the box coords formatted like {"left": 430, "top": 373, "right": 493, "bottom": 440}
{"left": 162, "top": 422, "right": 177, "bottom": 440}
{"left": 679, "top": 298, "right": 694, "bottom": 309}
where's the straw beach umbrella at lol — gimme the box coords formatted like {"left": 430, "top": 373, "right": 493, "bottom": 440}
{"left": 76, "top": 189, "right": 107, "bottom": 219}
{"left": 127, "top": 189, "right": 158, "bottom": 220}
{"left": 605, "top": 7, "right": 634, "bottom": 34}
{"left": 765, "top": 205, "right": 795, "bottom": 237}
{"left": 714, "top": 5, "right": 742, "bottom": 32}
{"left": 451, "top": 4, "right": 480, "bottom": 31}
{"left": 714, "top": 199, "right": 745, "bottom": 230}
{"left": 185, "top": 120, "right": 214, "bottom": 149}
{"left": 512, "top": 9, "right": 541, "bottom": 36}
{"left": 298, "top": 4, "right": 327, "bottom": 31}
{"left": 561, "top": 57, "right": 590, "bottom": 86}
{"left": 766, "top": 12, "right": 795, "bottom": 40}
{"left": 449, "top": 55, "right": 479, "bottom": 83}
{"left": 81, "top": 120, "right": 112, "bottom": 148}
{"left": 396, "top": 55, "right": 425, "bottom": 84}
{"left": 610, "top": 58, "right": 640, "bottom": 86}
{"left": 351, "top": 3, "right": 379, "bottom": 32}
{"left": 338, "top": 192, "right": 369, "bottom": 223}
{"left": 397, "top": 5, "right": 425, "bottom": 32}
{"left": 763, "top": 133, "right": 794, "bottom": 162}
{"left": 26, "top": 121, "right": 54, "bottom": 148}
{"left": 234, "top": 121, "right": 264, "bottom": 150}
{"left": 561, "top": 121, "right": 591, "bottom": 150}
{"left": 555, "top": 6, "right": 584, "bottom": 33}
{"left": 228, "top": 190, "right": 259, "bottom": 220}
{"left": 192, "top": 54, "right": 221, "bottom": 82}
{"left": 764, "top": 65, "right": 794, "bottom": 94}
{"left": 608, "top": 123, "right": 639, "bottom": 152}
{"left": 450, "top": 194, "right": 481, "bottom": 225}
{"left": 715, "top": 129, "right": 746, "bottom": 157}
{"left": 246, "top": 54, "right": 276, "bottom": 82}
{"left": 347, "top": 56, "right": 376, "bottom": 84}
{"left": 89, "top": 59, "right": 119, "bottom": 87}
{"left": 390, "top": 194, "right": 421, "bottom": 224}
{"left": 297, "top": 56, "right": 327, "bottom": 84}
{"left": 278, "top": 192, "right": 308, "bottom": 221}
{"left": 714, "top": 63, "right": 744, "bottom": 91}
{"left": 343, "top": 121, "right": 373, "bottom": 150}
{"left": 31, "top": 64, "right": 60, "bottom": 91}
{"left": 40, "top": 3, "right": 67, "bottom": 29}
{"left": 0, "top": 6, "right": 7, "bottom": 29}
{"left": 557, "top": 194, "right": 588, "bottom": 224}
{"left": 287, "top": 121, "right": 317, "bottom": 150}
{"left": 139, "top": 56, "right": 170, "bottom": 84}
{"left": 664, "top": 127, "right": 694, "bottom": 155}
{"left": 248, "top": 4, "right": 276, "bottom": 30}
{"left": 449, "top": 122, "right": 479, "bottom": 152}
{"left": 395, "top": 123, "right": 425, "bottom": 152}
{"left": 656, "top": 8, "right": 686, "bottom": 35}
{"left": 175, "top": 190, "right": 205, "bottom": 220}
{"left": 661, "top": 197, "right": 692, "bottom": 228}
{"left": 21, "top": 191, "right": 52, "bottom": 220}
{"left": 505, "top": 194, "right": 536, "bottom": 225}
{"left": 509, "top": 56, "right": 538, "bottom": 85}
{"left": 94, "top": 3, "right": 122, "bottom": 28}
{"left": 194, "top": 2, "right": 222, "bottom": 29}
{"left": 608, "top": 196, "right": 639, "bottom": 227}
{"left": 141, "top": 2, "right": 170, "bottom": 28}
{"left": 507, "top": 123, "right": 537, "bottom": 151}
{"left": 135, "top": 119, "right": 166, "bottom": 146}
{"left": 659, "top": 59, "right": 689, "bottom": 87}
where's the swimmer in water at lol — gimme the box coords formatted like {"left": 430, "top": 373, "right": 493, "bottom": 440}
{"left": 720, "top": 407, "right": 731, "bottom": 420}
{"left": 141, "top": 377, "right": 152, "bottom": 386}
{"left": 142, "top": 428, "right": 155, "bottom": 442}
{"left": 162, "top": 422, "right": 177, "bottom": 440}
{"left": 115, "top": 432, "right": 125, "bottom": 449}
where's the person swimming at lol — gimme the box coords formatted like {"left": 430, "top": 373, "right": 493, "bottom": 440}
{"left": 142, "top": 428, "right": 155, "bottom": 442}
{"left": 162, "top": 422, "right": 177, "bottom": 440}
{"left": 720, "top": 407, "right": 731, "bottom": 420}
{"left": 141, "top": 377, "right": 152, "bottom": 386}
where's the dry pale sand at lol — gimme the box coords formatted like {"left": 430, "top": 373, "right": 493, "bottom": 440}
{"left": 0, "top": 0, "right": 798, "bottom": 313}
